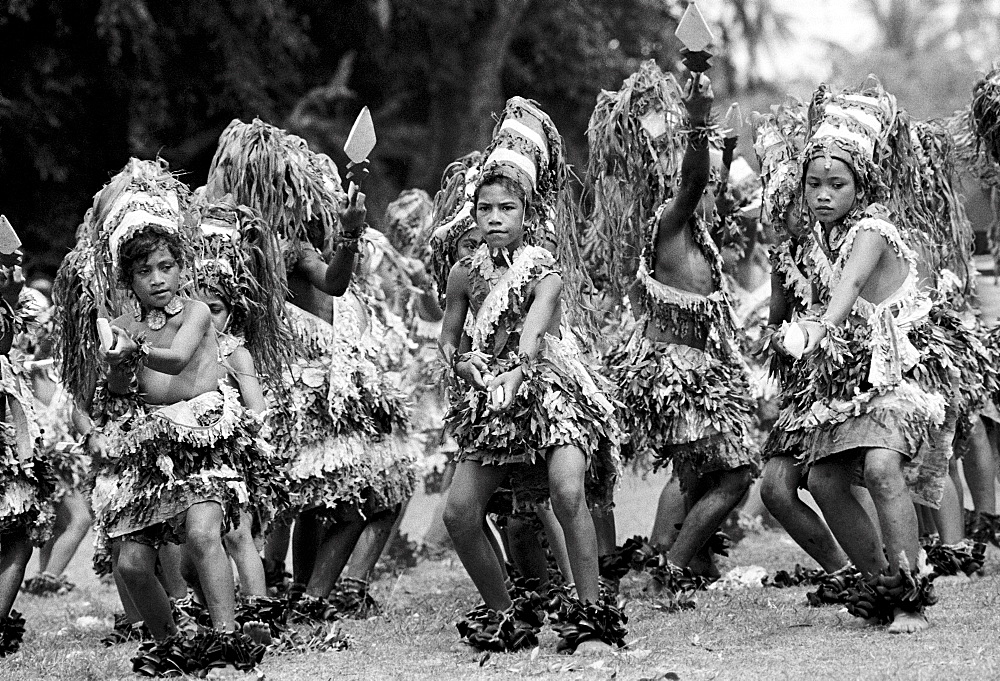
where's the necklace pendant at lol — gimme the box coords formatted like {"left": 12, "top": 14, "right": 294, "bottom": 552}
{"left": 147, "top": 308, "right": 167, "bottom": 331}
{"left": 164, "top": 297, "right": 184, "bottom": 316}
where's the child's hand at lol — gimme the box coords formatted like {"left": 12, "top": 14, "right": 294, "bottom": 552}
{"left": 341, "top": 185, "right": 367, "bottom": 239}
{"left": 104, "top": 326, "right": 137, "bottom": 367}
{"left": 455, "top": 353, "right": 488, "bottom": 390}
{"left": 683, "top": 74, "right": 714, "bottom": 124}
{"left": 486, "top": 368, "right": 524, "bottom": 411}
{"left": 798, "top": 320, "right": 827, "bottom": 356}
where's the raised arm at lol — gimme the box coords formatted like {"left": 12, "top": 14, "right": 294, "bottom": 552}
{"left": 656, "top": 75, "right": 714, "bottom": 243}
{"left": 293, "top": 192, "right": 368, "bottom": 296}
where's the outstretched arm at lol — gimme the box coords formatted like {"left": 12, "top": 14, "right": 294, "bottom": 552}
{"left": 656, "top": 75, "right": 714, "bottom": 244}
{"left": 801, "top": 229, "right": 886, "bottom": 353}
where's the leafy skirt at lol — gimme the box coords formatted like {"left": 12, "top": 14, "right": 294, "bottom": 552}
{"left": 95, "top": 385, "right": 273, "bottom": 546}
{"left": 607, "top": 334, "right": 759, "bottom": 493}
{"left": 446, "top": 334, "right": 621, "bottom": 512}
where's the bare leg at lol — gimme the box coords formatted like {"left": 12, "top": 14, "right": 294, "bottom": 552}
{"left": 223, "top": 512, "right": 267, "bottom": 596}
{"left": 853, "top": 486, "right": 883, "bottom": 544}
{"left": 649, "top": 476, "right": 685, "bottom": 549}
{"left": 37, "top": 492, "right": 92, "bottom": 578}
{"left": 591, "top": 507, "right": 617, "bottom": 557}
{"left": 505, "top": 515, "right": 550, "bottom": 584}
{"left": 184, "top": 502, "right": 237, "bottom": 631}
{"left": 157, "top": 543, "right": 189, "bottom": 600}
{"left": 345, "top": 504, "right": 404, "bottom": 582}
{"left": 108, "top": 542, "right": 143, "bottom": 624}
{"left": 808, "top": 459, "right": 888, "bottom": 577}
{"left": 760, "top": 457, "right": 849, "bottom": 572}
{"left": 547, "top": 445, "right": 600, "bottom": 604}
{"left": 931, "top": 461, "right": 964, "bottom": 545}
{"left": 666, "top": 466, "right": 753, "bottom": 568}
{"left": 304, "top": 505, "right": 367, "bottom": 599}
{"left": 292, "top": 511, "right": 322, "bottom": 585}
{"left": 115, "top": 540, "right": 176, "bottom": 639}
{"left": 443, "top": 461, "right": 510, "bottom": 610}
{"left": 864, "top": 449, "right": 920, "bottom": 573}
{"left": 964, "top": 418, "right": 998, "bottom": 514}
{"left": 537, "top": 506, "right": 573, "bottom": 581}
{"left": 0, "top": 529, "right": 31, "bottom": 619}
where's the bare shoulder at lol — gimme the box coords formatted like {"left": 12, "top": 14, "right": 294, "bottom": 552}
{"left": 228, "top": 345, "right": 257, "bottom": 373}
{"left": 535, "top": 271, "right": 563, "bottom": 295}
{"left": 446, "top": 259, "right": 472, "bottom": 293}
{"left": 180, "top": 298, "right": 212, "bottom": 322}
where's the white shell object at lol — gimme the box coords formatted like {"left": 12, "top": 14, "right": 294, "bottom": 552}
{"left": 783, "top": 322, "right": 806, "bottom": 359}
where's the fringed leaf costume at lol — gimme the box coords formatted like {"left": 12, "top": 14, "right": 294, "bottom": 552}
{"left": 80, "top": 160, "right": 270, "bottom": 547}
{"left": 189, "top": 194, "right": 295, "bottom": 534}
{"left": 0, "top": 287, "right": 55, "bottom": 545}
{"left": 590, "top": 63, "right": 759, "bottom": 489}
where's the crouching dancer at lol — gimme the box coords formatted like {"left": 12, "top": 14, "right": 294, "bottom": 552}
{"left": 441, "top": 98, "right": 624, "bottom": 655}
{"left": 92, "top": 163, "right": 267, "bottom": 675}
{"left": 786, "top": 82, "right": 951, "bottom": 634}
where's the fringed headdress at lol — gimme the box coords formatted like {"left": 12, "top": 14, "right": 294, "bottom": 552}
{"left": 427, "top": 151, "right": 484, "bottom": 305}
{"left": 189, "top": 194, "right": 292, "bottom": 383}
{"left": 952, "top": 65, "right": 1000, "bottom": 273}
{"left": 584, "top": 60, "right": 686, "bottom": 299}
{"left": 53, "top": 158, "right": 190, "bottom": 409}
{"left": 802, "top": 79, "right": 899, "bottom": 208}
{"left": 384, "top": 189, "right": 433, "bottom": 258}
{"left": 477, "top": 96, "right": 594, "bottom": 330}
{"left": 205, "top": 118, "right": 347, "bottom": 263}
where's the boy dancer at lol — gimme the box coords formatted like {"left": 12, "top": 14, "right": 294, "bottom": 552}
{"left": 785, "top": 81, "right": 954, "bottom": 634}
{"left": 0, "top": 221, "right": 54, "bottom": 655}
{"left": 441, "top": 98, "right": 624, "bottom": 654}
{"left": 92, "top": 160, "right": 267, "bottom": 674}
{"left": 593, "top": 65, "right": 759, "bottom": 573}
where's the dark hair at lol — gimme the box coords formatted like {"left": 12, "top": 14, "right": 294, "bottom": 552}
{"left": 473, "top": 173, "right": 529, "bottom": 212}
{"left": 117, "top": 228, "right": 187, "bottom": 288}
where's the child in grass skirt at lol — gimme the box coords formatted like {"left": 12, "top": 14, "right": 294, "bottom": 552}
{"left": 589, "top": 64, "right": 758, "bottom": 575}
{"left": 441, "top": 97, "right": 624, "bottom": 655}
{"left": 780, "top": 80, "right": 961, "bottom": 634}
{"left": 0, "top": 223, "right": 55, "bottom": 655}
{"left": 85, "top": 159, "right": 267, "bottom": 675}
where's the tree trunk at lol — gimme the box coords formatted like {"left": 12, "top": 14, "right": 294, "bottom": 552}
{"left": 413, "top": 0, "right": 532, "bottom": 189}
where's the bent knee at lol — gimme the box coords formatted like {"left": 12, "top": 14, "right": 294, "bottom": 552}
{"left": 443, "top": 500, "right": 480, "bottom": 538}
{"left": 863, "top": 452, "right": 905, "bottom": 491}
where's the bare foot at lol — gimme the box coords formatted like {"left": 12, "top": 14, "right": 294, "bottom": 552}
{"left": 242, "top": 621, "right": 273, "bottom": 646}
{"left": 573, "top": 638, "right": 612, "bottom": 655}
{"left": 887, "top": 609, "right": 929, "bottom": 634}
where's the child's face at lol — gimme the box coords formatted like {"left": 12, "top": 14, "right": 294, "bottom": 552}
{"left": 804, "top": 158, "right": 859, "bottom": 225}
{"left": 198, "top": 290, "right": 231, "bottom": 332}
{"left": 131, "top": 246, "right": 181, "bottom": 309}
{"left": 476, "top": 184, "right": 526, "bottom": 252}
{"left": 455, "top": 226, "right": 484, "bottom": 260}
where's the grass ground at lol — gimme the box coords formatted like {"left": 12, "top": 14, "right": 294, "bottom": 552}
{"left": 3, "top": 471, "right": 999, "bottom": 680}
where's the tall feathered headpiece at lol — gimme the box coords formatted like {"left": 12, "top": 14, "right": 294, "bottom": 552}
{"left": 584, "top": 61, "right": 687, "bottom": 300}
{"left": 205, "top": 118, "right": 347, "bottom": 263}
{"left": 53, "top": 158, "right": 190, "bottom": 409}
{"left": 190, "top": 194, "right": 292, "bottom": 383}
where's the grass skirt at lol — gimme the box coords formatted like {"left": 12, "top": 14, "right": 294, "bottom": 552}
{"left": 274, "top": 305, "right": 415, "bottom": 519}
{"left": 0, "top": 423, "right": 55, "bottom": 544}
{"left": 607, "top": 334, "right": 759, "bottom": 492}
{"left": 446, "top": 334, "right": 621, "bottom": 511}
{"left": 774, "top": 318, "right": 953, "bottom": 507}
{"left": 95, "top": 385, "right": 272, "bottom": 544}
